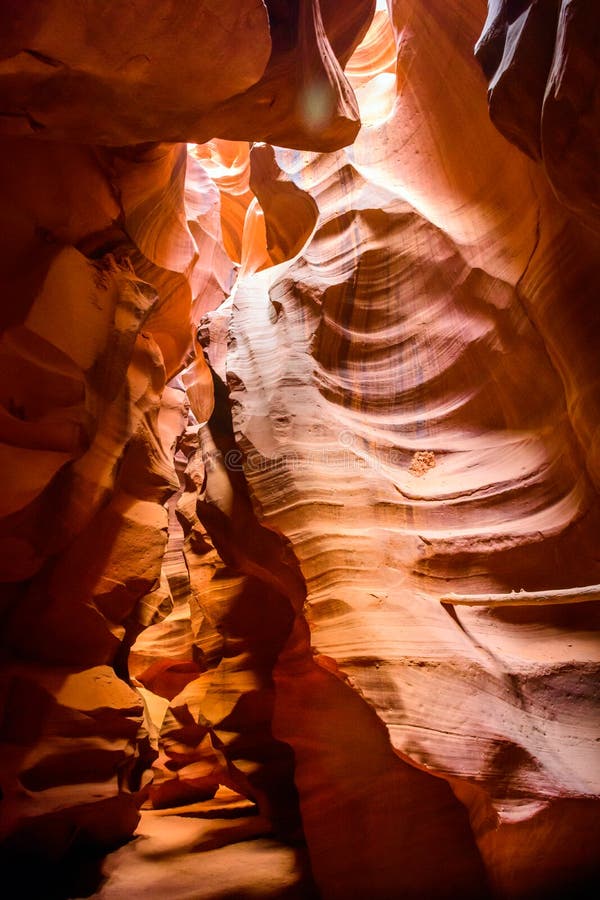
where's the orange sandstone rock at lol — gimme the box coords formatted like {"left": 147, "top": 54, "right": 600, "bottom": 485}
{"left": 1, "top": 2, "right": 599, "bottom": 898}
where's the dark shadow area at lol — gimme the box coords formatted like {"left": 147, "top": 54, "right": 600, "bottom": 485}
{"left": 0, "top": 843, "right": 110, "bottom": 900}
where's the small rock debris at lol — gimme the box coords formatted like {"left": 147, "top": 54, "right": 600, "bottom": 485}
{"left": 409, "top": 450, "right": 436, "bottom": 477}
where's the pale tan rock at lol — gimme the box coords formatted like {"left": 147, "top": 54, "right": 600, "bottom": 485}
{"left": 345, "top": 8, "right": 397, "bottom": 126}
{"left": 219, "top": 2, "right": 600, "bottom": 893}
{"left": 91, "top": 812, "right": 316, "bottom": 900}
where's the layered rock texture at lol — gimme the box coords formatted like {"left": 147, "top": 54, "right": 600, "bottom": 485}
{"left": 1, "top": 1, "right": 599, "bottom": 898}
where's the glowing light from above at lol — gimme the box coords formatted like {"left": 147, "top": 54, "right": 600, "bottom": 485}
{"left": 355, "top": 72, "right": 396, "bottom": 126}
{"left": 297, "top": 78, "right": 335, "bottom": 132}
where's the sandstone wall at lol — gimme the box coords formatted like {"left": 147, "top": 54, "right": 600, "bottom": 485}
{"left": 0, "top": 2, "right": 598, "bottom": 898}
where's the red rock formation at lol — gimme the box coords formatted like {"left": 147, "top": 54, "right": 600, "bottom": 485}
{"left": 0, "top": 1, "right": 271, "bottom": 144}
{"left": 1, "top": 0, "right": 599, "bottom": 897}
{"left": 0, "top": 3, "right": 376, "bottom": 892}
{"left": 218, "top": 1, "right": 600, "bottom": 896}
{"left": 0, "top": 0, "right": 373, "bottom": 151}
{"left": 190, "top": 141, "right": 253, "bottom": 265}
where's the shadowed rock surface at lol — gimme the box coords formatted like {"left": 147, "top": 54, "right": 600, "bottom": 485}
{"left": 0, "top": 1, "right": 599, "bottom": 898}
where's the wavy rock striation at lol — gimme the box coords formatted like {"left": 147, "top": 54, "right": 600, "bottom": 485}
{"left": 220, "top": 1, "right": 600, "bottom": 896}
{"left": 1, "top": 1, "right": 599, "bottom": 898}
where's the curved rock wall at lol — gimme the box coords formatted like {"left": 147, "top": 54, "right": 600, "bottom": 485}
{"left": 0, "top": 0, "right": 374, "bottom": 880}
{"left": 1, "top": 1, "right": 599, "bottom": 898}
{"left": 221, "top": 2, "right": 600, "bottom": 896}
{"left": 476, "top": 0, "right": 599, "bottom": 231}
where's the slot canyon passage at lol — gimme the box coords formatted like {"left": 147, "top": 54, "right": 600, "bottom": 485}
{"left": 0, "top": 0, "right": 599, "bottom": 897}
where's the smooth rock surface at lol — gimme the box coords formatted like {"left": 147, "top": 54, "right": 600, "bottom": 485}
{"left": 476, "top": 0, "right": 600, "bottom": 230}
{"left": 91, "top": 808, "right": 317, "bottom": 900}
{"left": 218, "top": 2, "right": 600, "bottom": 895}
{"left": 1, "top": 1, "right": 599, "bottom": 898}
